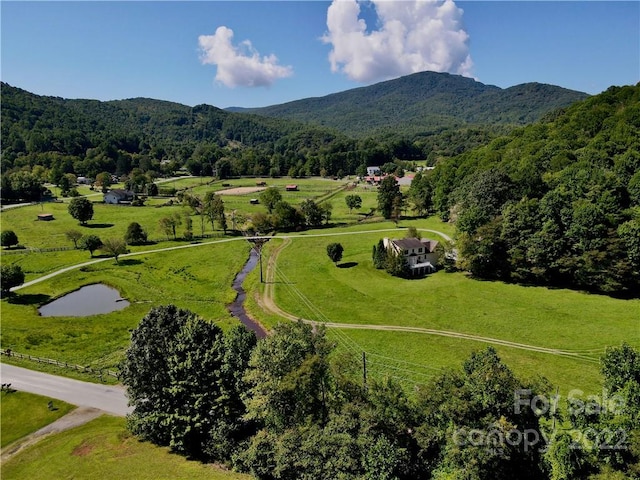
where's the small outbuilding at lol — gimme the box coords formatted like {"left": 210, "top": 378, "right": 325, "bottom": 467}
{"left": 249, "top": 198, "right": 259, "bottom": 204}
{"left": 37, "top": 213, "right": 54, "bottom": 221}
{"left": 285, "top": 184, "right": 298, "bottom": 191}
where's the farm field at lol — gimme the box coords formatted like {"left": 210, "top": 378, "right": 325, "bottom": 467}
{"left": 2, "top": 178, "right": 637, "bottom": 397}
{"left": 245, "top": 221, "right": 640, "bottom": 394}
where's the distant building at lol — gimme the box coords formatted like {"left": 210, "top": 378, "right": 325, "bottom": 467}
{"left": 77, "top": 176, "right": 92, "bottom": 185}
{"left": 383, "top": 237, "right": 440, "bottom": 275}
{"left": 104, "top": 189, "right": 135, "bottom": 204}
{"left": 37, "top": 213, "right": 54, "bottom": 221}
{"left": 285, "top": 184, "right": 298, "bottom": 191}
{"left": 367, "top": 166, "right": 381, "bottom": 176}
{"left": 249, "top": 198, "right": 259, "bottom": 204}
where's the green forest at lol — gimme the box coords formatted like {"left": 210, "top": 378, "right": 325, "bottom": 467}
{"left": 417, "top": 84, "right": 640, "bottom": 296}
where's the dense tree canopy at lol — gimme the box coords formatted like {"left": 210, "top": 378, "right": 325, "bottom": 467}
{"left": 423, "top": 84, "right": 640, "bottom": 296}
{"left": 120, "top": 305, "right": 257, "bottom": 461}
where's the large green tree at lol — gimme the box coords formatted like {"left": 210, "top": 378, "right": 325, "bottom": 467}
{"left": 1, "top": 230, "right": 19, "bottom": 249}
{"left": 377, "top": 176, "right": 401, "bottom": 219}
{"left": 345, "top": 194, "right": 362, "bottom": 213}
{"left": 0, "top": 264, "right": 24, "bottom": 295}
{"left": 68, "top": 196, "right": 94, "bottom": 225}
{"left": 259, "top": 187, "right": 282, "bottom": 214}
{"left": 79, "top": 234, "right": 102, "bottom": 257}
{"left": 326, "top": 242, "right": 344, "bottom": 265}
{"left": 120, "top": 305, "right": 256, "bottom": 461}
{"left": 124, "top": 222, "right": 147, "bottom": 246}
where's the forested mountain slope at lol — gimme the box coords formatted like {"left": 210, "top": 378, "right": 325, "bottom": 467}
{"left": 230, "top": 71, "right": 589, "bottom": 137}
{"left": 424, "top": 83, "right": 640, "bottom": 295}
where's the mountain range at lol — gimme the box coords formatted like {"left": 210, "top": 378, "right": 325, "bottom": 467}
{"left": 227, "top": 71, "right": 589, "bottom": 138}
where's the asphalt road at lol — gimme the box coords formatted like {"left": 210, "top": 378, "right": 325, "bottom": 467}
{"left": 0, "top": 363, "right": 131, "bottom": 416}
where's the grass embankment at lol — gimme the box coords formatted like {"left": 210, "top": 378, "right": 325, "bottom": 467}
{"left": 1, "top": 415, "right": 252, "bottom": 480}
{"left": 1, "top": 240, "right": 250, "bottom": 373}
{"left": 1, "top": 390, "right": 74, "bottom": 448}
{"left": 247, "top": 221, "right": 639, "bottom": 394}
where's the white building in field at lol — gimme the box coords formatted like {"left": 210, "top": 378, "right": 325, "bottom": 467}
{"left": 383, "top": 237, "right": 440, "bottom": 275}
{"left": 366, "top": 166, "right": 381, "bottom": 176}
{"left": 104, "top": 189, "right": 135, "bottom": 204}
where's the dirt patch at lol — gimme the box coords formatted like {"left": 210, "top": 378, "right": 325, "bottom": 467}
{"left": 216, "top": 186, "right": 266, "bottom": 196}
{"left": 72, "top": 440, "right": 95, "bottom": 457}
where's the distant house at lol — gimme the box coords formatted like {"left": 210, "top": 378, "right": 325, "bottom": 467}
{"left": 367, "top": 166, "right": 381, "bottom": 176}
{"left": 37, "top": 213, "right": 54, "bottom": 221}
{"left": 285, "top": 184, "right": 298, "bottom": 191}
{"left": 104, "top": 189, "right": 135, "bottom": 204}
{"left": 383, "top": 237, "right": 440, "bottom": 275}
{"left": 77, "top": 176, "right": 92, "bottom": 185}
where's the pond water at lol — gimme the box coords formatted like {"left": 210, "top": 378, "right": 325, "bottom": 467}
{"left": 38, "top": 284, "right": 130, "bottom": 317}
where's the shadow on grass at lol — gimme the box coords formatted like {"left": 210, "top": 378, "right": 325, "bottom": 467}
{"left": 118, "top": 259, "right": 142, "bottom": 266}
{"left": 7, "top": 293, "right": 51, "bottom": 305}
{"left": 84, "top": 223, "right": 114, "bottom": 229}
{"left": 338, "top": 262, "right": 358, "bottom": 269}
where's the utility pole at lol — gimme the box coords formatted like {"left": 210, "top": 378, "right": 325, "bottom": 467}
{"left": 247, "top": 237, "right": 269, "bottom": 283}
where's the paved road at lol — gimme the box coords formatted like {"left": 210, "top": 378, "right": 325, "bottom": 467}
{"left": 0, "top": 364, "right": 131, "bottom": 416}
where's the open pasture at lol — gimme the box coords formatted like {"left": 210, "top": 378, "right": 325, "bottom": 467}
{"left": 252, "top": 221, "right": 639, "bottom": 393}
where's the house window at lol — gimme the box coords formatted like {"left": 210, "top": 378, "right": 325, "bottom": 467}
{"left": 404, "top": 250, "right": 408, "bottom": 255}
{"left": 418, "top": 248, "right": 423, "bottom": 253}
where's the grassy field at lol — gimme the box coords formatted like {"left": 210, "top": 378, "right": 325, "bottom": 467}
{"left": 246, "top": 220, "right": 639, "bottom": 394}
{"left": 1, "top": 390, "right": 75, "bottom": 448}
{"left": 2, "top": 177, "right": 637, "bottom": 396}
{"left": 1, "top": 415, "right": 252, "bottom": 480}
{"left": 1, "top": 239, "right": 251, "bottom": 371}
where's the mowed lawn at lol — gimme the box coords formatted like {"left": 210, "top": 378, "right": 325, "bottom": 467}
{"left": 264, "top": 222, "right": 640, "bottom": 393}
{"left": 1, "top": 415, "right": 252, "bottom": 480}
{"left": 1, "top": 239, "right": 251, "bottom": 370}
{"left": 1, "top": 390, "right": 75, "bottom": 448}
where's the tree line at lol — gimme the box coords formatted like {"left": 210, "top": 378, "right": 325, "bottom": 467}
{"left": 121, "top": 305, "right": 640, "bottom": 479}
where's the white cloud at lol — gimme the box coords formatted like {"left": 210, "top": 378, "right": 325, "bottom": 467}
{"left": 322, "top": 0, "right": 473, "bottom": 83}
{"left": 198, "top": 26, "right": 293, "bottom": 88}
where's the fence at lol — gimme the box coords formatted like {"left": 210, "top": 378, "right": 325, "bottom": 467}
{"left": 0, "top": 349, "right": 119, "bottom": 379}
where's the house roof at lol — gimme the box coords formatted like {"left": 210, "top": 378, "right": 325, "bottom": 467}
{"left": 106, "top": 189, "right": 134, "bottom": 199}
{"left": 392, "top": 238, "right": 439, "bottom": 252}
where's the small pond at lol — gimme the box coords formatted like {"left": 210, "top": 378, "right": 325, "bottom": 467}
{"left": 38, "top": 284, "right": 130, "bottom": 317}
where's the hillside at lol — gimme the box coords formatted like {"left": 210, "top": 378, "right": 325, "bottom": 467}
{"left": 229, "top": 71, "right": 589, "bottom": 137}
{"left": 422, "top": 83, "right": 640, "bottom": 295}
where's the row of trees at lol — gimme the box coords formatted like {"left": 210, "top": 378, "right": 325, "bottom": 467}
{"left": 121, "top": 306, "right": 640, "bottom": 479}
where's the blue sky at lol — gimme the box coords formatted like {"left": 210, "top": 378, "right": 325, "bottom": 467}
{"left": 1, "top": 1, "right": 638, "bottom": 108}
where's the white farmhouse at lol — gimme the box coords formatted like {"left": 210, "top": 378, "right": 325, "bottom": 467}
{"left": 383, "top": 237, "right": 440, "bottom": 275}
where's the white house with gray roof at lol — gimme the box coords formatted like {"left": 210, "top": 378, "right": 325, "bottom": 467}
{"left": 383, "top": 237, "right": 440, "bottom": 275}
